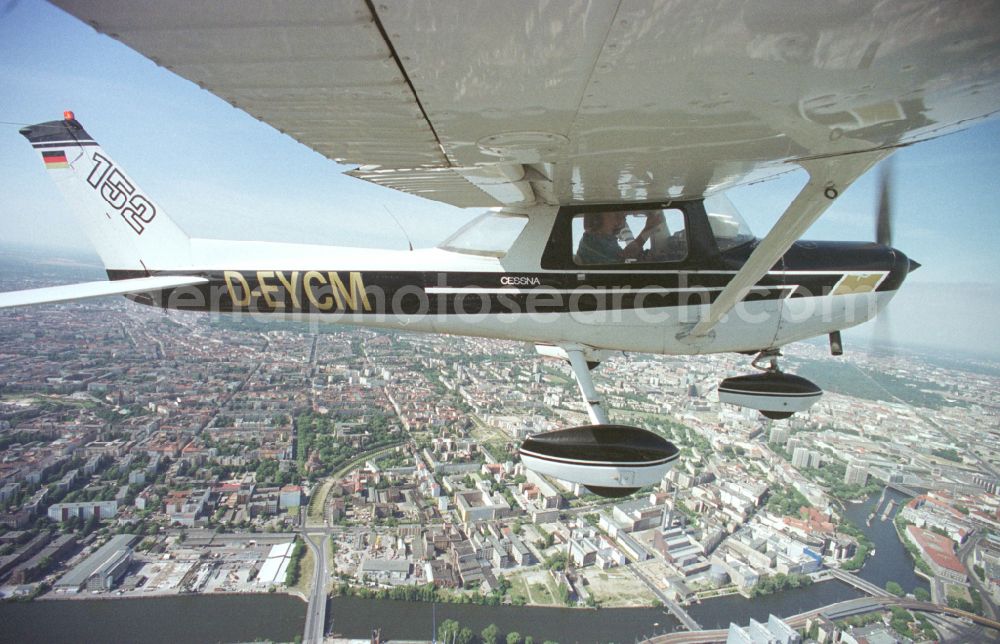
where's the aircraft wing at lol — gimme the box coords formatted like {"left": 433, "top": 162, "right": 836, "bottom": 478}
{"left": 0, "top": 275, "right": 209, "bottom": 309}
{"left": 51, "top": 1, "right": 1000, "bottom": 207}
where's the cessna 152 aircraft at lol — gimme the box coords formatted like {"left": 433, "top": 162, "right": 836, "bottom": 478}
{"left": 4, "top": 1, "right": 1000, "bottom": 496}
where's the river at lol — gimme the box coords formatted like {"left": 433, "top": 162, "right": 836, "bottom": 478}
{"left": 840, "top": 487, "right": 929, "bottom": 596}
{"left": 0, "top": 594, "right": 305, "bottom": 644}
{"left": 0, "top": 487, "right": 926, "bottom": 643}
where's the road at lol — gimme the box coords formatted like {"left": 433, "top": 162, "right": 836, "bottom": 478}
{"left": 959, "top": 533, "right": 999, "bottom": 621}
{"left": 302, "top": 532, "right": 329, "bottom": 644}
{"left": 626, "top": 562, "right": 701, "bottom": 631}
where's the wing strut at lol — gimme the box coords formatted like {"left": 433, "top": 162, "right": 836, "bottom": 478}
{"left": 685, "top": 149, "right": 892, "bottom": 340}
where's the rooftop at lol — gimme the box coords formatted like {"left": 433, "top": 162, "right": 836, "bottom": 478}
{"left": 55, "top": 533, "right": 137, "bottom": 589}
{"left": 361, "top": 558, "right": 412, "bottom": 573}
{"left": 906, "top": 524, "right": 965, "bottom": 574}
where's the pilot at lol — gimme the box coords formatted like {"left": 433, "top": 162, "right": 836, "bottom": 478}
{"left": 577, "top": 212, "right": 661, "bottom": 264}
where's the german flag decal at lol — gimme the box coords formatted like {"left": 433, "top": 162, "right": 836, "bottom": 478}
{"left": 42, "top": 150, "right": 69, "bottom": 169}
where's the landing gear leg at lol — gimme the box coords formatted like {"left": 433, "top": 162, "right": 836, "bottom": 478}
{"left": 751, "top": 348, "right": 782, "bottom": 373}
{"left": 535, "top": 343, "right": 610, "bottom": 424}
{"left": 566, "top": 347, "right": 610, "bottom": 425}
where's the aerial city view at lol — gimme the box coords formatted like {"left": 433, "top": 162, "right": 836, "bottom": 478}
{"left": 2, "top": 1, "right": 1000, "bottom": 643}
{"left": 0, "top": 257, "right": 998, "bottom": 643}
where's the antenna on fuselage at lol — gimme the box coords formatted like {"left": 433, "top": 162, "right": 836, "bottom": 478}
{"left": 383, "top": 205, "right": 414, "bottom": 251}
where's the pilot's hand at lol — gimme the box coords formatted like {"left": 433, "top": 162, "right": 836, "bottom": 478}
{"left": 641, "top": 212, "right": 665, "bottom": 234}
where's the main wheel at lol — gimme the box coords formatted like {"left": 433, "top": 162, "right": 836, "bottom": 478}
{"left": 585, "top": 486, "right": 640, "bottom": 498}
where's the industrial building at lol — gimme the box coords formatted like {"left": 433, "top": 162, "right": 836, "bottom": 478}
{"left": 53, "top": 534, "right": 137, "bottom": 593}
{"left": 359, "top": 557, "right": 412, "bottom": 584}
{"left": 255, "top": 540, "right": 296, "bottom": 587}
{"left": 7, "top": 534, "right": 77, "bottom": 584}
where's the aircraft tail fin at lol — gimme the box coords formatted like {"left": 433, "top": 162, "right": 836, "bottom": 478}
{"left": 19, "top": 113, "right": 191, "bottom": 273}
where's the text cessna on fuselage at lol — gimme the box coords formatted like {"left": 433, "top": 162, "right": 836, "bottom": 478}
{"left": 499, "top": 275, "right": 541, "bottom": 286}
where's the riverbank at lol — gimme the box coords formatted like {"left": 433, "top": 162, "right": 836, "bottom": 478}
{"left": 326, "top": 579, "right": 865, "bottom": 641}
{"left": 27, "top": 589, "right": 309, "bottom": 603}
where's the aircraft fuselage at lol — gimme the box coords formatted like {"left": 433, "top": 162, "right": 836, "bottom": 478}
{"left": 116, "top": 236, "right": 911, "bottom": 357}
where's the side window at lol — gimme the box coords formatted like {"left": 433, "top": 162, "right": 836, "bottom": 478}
{"left": 572, "top": 209, "right": 686, "bottom": 266}
{"left": 439, "top": 212, "right": 529, "bottom": 258}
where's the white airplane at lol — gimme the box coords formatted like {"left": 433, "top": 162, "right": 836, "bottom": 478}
{"left": 4, "top": 1, "right": 999, "bottom": 496}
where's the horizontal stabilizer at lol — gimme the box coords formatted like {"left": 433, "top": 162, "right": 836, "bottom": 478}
{"left": 0, "top": 275, "right": 208, "bottom": 309}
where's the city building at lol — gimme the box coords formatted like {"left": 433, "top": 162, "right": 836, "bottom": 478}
{"left": 726, "top": 614, "right": 800, "bottom": 644}
{"left": 612, "top": 498, "right": 665, "bottom": 532}
{"left": 454, "top": 490, "right": 510, "bottom": 524}
{"left": 844, "top": 462, "right": 869, "bottom": 486}
{"left": 47, "top": 500, "right": 118, "bottom": 523}
{"left": 54, "top": 534, "right": 137, "bottom": 592}
{"left": 769, "top": 426, "right": 790, "bottom": 445}
{"left": 8, "top": 534, "right": 77, "bottom": 584}
{"left": 900, "top": 494, "right": 974, "bottom": 544}
{"left": 653, "top": 526, "right": 710, "bottom": 578}
{"left": 904, "top": 525, "right": 968, "bottom": 584}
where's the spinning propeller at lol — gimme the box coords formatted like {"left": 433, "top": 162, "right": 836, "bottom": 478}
{"left": 871, "top": 158, "right": 912, "bottom": 354}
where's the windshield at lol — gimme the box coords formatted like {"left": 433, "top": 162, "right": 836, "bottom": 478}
{"left": 704, "top": 193, "right": 754, "bottom": 252}
{"left": 439, "top": 211, "right": 529, "bottom": 257}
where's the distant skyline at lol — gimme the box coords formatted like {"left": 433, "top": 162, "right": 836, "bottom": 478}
{"left": 1, "top": 0, "right": 999, "bottom": 357}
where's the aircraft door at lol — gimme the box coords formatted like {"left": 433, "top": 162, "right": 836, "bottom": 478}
{"left": 563, "top": 208, "right": 691, "bottom": 353}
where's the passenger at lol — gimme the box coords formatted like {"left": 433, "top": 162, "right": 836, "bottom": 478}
{"left": 576, "top": 212, "right": 662, "bottom": 264}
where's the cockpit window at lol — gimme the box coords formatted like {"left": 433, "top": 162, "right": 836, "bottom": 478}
{"left": 572, "top": 208, "right": 687, "bottom": 265}
{"left": 704, "top": 193, "right": 754, "bottom": 252}
{"left": 439, "top": 212, "right": 529, "bottom": 258}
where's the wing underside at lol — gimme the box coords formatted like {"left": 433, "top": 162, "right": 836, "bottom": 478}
{"left": 50, "top": 0, "right": 1000, "bottom": 207}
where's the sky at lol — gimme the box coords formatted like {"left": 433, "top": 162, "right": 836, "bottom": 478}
{"left": 1, "top": 0, "right": 999, "bottom": 357}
